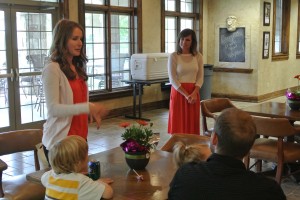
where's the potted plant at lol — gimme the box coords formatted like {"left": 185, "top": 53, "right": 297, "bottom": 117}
{"left": 119, "top": 120, "right": 155, "bottom": 170}
{"left": 286, "top": 75, "right": 300, "bottom": 110}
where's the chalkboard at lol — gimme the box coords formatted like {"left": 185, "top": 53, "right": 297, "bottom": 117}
{"left": 219, "top": 27, "right": 245, "bottom": 62}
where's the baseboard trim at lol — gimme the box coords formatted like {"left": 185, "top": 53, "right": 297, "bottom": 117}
{"left": 213, "top": 67, "right": 253, "bottom": 74}
{"left": 212, "top": 88, "right": 288, "bottom": 103}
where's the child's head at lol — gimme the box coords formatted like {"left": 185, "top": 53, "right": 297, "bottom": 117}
{"left": 173, "top": 141, "right": 211, "bottom": 167}
{"left": 49, "top": 135, "right": 88, "bottom": 174}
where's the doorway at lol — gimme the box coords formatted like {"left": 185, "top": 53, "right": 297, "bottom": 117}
{"left": 0, "top": 3, "right": 58, "bottom": 132}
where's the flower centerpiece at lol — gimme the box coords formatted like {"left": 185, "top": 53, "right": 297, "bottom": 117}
{"left": 119, "top": 120, "right": 155, "bottom": 170}
{"left": 286, "top": 74, "right": 300, "bottom": 110}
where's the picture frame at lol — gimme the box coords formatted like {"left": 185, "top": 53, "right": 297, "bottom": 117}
{"left": 262, "top": 31, "right": 270, "bottom": 59}
{"left": 263, "top": 2, "right": 271, "bottom": 26}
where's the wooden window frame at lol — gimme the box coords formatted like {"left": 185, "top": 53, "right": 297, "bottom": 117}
{"left": 78, "top": 0, "right": 142, "bottom": 101}
{"left": 272, "top": 0, "right": 290, "bottom": 61}
{"left": 297, "top": 0, "right": 300, "bottom": 58}
{"left": 161, "top": 0, "right": 203, "bottom": 53}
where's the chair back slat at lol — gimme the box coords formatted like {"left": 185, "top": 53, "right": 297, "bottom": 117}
{"left": 201, "top": 98, "right": 236, "bottom": 135}
{"left": 201, "top": 98, "right": 235, "bottom": 114}
{"left": 0, "top": 129, "right": 42, "bottom": 156}
{"left": 252, "top": 116, "right": 295, "bottom": 137}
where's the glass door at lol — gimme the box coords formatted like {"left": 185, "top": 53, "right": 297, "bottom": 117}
{"left": 0, "top": 4, "right": 58, "bottom": 132}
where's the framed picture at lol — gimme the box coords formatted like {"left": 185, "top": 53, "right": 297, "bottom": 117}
{"left": 263, "top": 2, "right": 271, "bottom": 26}
{"left": 262, "top": 31, "right": 270, "bottom": 59}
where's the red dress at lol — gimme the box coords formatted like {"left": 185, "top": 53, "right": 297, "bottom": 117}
{"left": 67, "top": 78, "right": 88, "bottom": 139}
{"left": 168, "top": 83, "right": 200, "bottom": 134}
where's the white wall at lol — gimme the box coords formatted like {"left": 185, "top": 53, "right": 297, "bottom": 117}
{"left": 206, "top": 0, "right": 300, "bottom": 100}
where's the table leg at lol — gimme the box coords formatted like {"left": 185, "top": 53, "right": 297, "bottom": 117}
{"left": 125, "top": 83, "right": 150, "bottom": 121}
{"left": 137, "top": 83, "right": 150, "bottom": 121}
{"left": 125, "top": 83, "right": 137, "bottom": 119}
{"left": 133, "top": 83, "right": 137, "bottom": 118}
{"left": 138, "top": 83, "right": 142, "bottom": 119}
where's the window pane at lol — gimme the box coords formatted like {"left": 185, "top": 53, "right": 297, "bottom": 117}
{"left": 111, "top": 0, "right": 129, "bottom": 7}
{"left": 16, "top": 11, "right": 52, "bottom": 123}
{"left": 85, "top": 13, "right": 93, "bottom": 26}
{"left": 85, "top": 12, "right": 106, "bottom": 90}
{"left": 165, "top": 0, "right": 176, "bottom": 11}
{"left": 87, "top": 59, "right": 105, "bottom": 90}
{"left": 84, "top": 0, "right": 104, "bottom": 5}
{"left": 0, "top": 11, "right": 6, "bottom": 52}
{"left": 180, "top": 0, "right": 193, "bottom": 13}
{"left": 275, "top": 0, "right": 282, "bottom": 53}
{"left": 111, "top": 13, "right": 130, "bottom": 88}
{"left": 165, "top": 17, "right": 176, "bottom": 53}
{"left": 0, "top": 11, "right": 8, "bottom": 127}
{"left": 16, "top": 12, "right": 51, "bottom": 72}
{"left": 180, "top": 18, "right": 193, "bottom": 30}
{"left": 111, "top": 14, "right": 130, "bottom": 62}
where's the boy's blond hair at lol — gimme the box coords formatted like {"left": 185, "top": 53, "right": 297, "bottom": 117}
{"left": 173, "top": 141, "right": 211, "bottom": 167}
{"left": 49, "top": 135, "right": 88, "bottom": 174}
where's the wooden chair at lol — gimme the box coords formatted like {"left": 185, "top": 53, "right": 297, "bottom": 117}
{"left": 201, "top": 98, "right": 236, "bottom": 136}
{"left": 244, "top": 116, "right": 300, "bottom": 184}
{"left": 0, "top": 129, "right": 45, "bottom": 200}
{"left": 160, "top": 134, "right": 211, "bottom": 152}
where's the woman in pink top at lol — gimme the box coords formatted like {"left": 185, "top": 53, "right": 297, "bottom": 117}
{"left": 42, "top": 19, "right": 108, "bottom": 163}
{"left": 167, "top": 29, "right": 204, "bottom": 135}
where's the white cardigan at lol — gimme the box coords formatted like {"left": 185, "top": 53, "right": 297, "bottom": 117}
{"left": 42, "top": 62, "right": 89, "bottom": 150}
{"left": 167, "top": 52, "right": 204, "bottom": 90}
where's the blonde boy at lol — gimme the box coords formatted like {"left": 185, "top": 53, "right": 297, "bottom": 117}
{"left": 41, "top": 135, "right": 113, "bottom": 199}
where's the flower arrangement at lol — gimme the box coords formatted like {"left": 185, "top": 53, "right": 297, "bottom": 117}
{"left": 286, "top": 75, "right": 300, "bottom": 101}
{"left": 120, "top": 120, "right": 154, "bottom": 153}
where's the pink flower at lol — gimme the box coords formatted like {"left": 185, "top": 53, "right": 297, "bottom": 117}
{"left": 136, "top": 120, "right": 148, "bottom": 126}
{"left": 120, "top": 139, "right": 147, "bottom": 152}
{"left": 119, "top": 122, "right": 131, "bottom": 128}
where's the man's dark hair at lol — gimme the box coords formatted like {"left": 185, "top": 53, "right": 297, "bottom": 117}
{"left": 214, "top": 108, "right": 257, "bottom": 159}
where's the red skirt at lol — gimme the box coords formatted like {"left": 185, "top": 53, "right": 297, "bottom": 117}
{"left": 168, "top": 83, "right": 200, "bottom": 135}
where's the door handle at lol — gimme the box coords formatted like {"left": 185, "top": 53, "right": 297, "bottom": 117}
{"left": 14, "top": 68, "right": 19, "bottom": 81}
{"left": 0, "top": 70, "right": 14, "bottom": 82}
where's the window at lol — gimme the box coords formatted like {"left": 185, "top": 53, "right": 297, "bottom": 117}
{"left": 162, "top": 0, "right": 202, "bottom": 53}
{"left": 297, "top": 0, "right": 300, "bottom": 58}
{"left": 80, "top": 0, "right": 140, "bottom": 100}
{"left": 272, "top": 0, "right": 290, "bottom": 61}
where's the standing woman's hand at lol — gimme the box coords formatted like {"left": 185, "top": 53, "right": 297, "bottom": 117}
{"left": 188, "top": 92, "right": 198, "bottom": 104}
{"left": 89, "top": 103, "right": 109, "bottom": 129}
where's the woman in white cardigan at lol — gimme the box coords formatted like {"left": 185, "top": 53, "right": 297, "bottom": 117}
{"left": 42, "top": 19, "right": 107, "bottom": 163}
{"left": 167, "top": 29, "right": 204, "bottom": 135}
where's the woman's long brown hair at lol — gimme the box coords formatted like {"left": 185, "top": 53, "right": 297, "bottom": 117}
{"left": 49, "top": 19, "right": 88, "bottom": 81}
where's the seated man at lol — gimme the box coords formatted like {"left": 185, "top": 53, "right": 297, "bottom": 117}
{"left": 168, "top": 108, "right": 286, "bottom": 200}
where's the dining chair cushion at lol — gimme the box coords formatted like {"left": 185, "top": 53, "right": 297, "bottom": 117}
{"left": 251, "top": 138, "right": 300, "bottom": 162}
